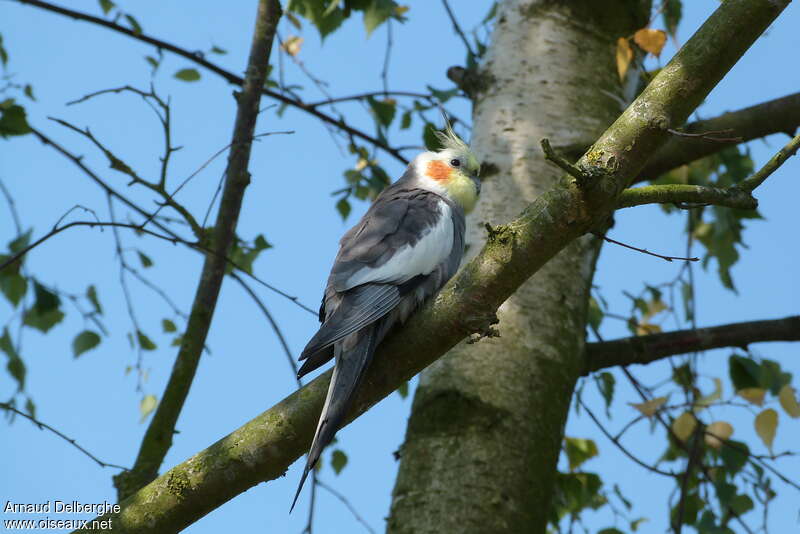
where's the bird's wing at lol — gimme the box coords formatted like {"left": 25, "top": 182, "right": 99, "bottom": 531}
{"left": 330, "top": 188, "right": 454, "bottom": 291}
{"left": 299, "top": 189, "right": 454, "bottom": 367}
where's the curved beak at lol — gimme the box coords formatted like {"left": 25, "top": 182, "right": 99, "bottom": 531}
{"left": 470, "top": 174, "right": 482, "bottom": 195}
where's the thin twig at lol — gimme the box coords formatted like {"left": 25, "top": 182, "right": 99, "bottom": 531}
{"left": 440, "top": 0, "right": 476, "bottom": 58}
{"left": 577, "top": 396, "right": 677, "bottom": 478}
{"left": 232, "top": 273, "right": 300, "bottom": 383}
{"left": 667, "top": 128, "right": 742, "bottom": 143}
{"left": 0, "top": 219, "right": 318, "bottom": 316}
{"left": 15, "top": 0, "right": 409, "bottom": 164}
{"left": 1, "top": 401, "right": 128, "bottom": 470}
{"left": 594, "top": 233, "right": 699, "bottom": 263}
{"left": 540, "top": 138, "right": 588, "bottom": 184}
{"left": 316, "top": 479, "right": 377, "bottom": 534}
{"left": 736, "top": 130, "right": 800, "bottom": 192}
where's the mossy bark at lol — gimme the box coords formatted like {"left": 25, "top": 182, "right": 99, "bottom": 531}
{"left": 387, "top": 1, "right": 647, "bottom": 532}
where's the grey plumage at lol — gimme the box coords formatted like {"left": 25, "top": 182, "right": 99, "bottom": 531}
{"left": 290, "top": 154, "right": 475, "bottom": 512}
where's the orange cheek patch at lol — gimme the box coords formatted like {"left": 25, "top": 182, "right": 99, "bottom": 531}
{"left": 426, "top": 160, "right": 452, "bottom": 181}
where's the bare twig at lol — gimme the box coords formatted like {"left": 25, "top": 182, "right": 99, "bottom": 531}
{"left": 540, "top": 138, "right": 588, "bottom": 184}
{"left": 232, "top": 273, "right": 299, "bottom": 383}
{"left": 316, "top": 479, "right": 377, "bottom": 534}
{"left": 15, "top": 0, "right": 409, "bottom": 164}
{"left": 736, "top": 131, "right": 800, "bottom": 192}
{"left": 440, "top": 0, "right": 476, "bottom": 58}
{"left": 594, "top": 233, "right": 699, "bottom": 263}
{"left": 1, "top": 401, "right": 128, "bottom": 470}
{"left": 666, "top": 127, "right": 742, "bottom": 143}
{"left": 577, "top": 396, "right": 678, "bottom": 478}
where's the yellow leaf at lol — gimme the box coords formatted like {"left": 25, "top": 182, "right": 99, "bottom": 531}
{"left": 695, "top": 378, "right": 723, "bottom": 411}
{"left": 738, "top": 387, "right": 766, "bottom": 406}
{"left": 636, "top": 322, "right": 662, "bottom": 336}
{"left": 395, "top": 5, "right": 410, "bottom": 16}
{"left": 282, "top": 35, "right": 304, "bottom": 57}
{"left": 704, "top": 421, "right": 733, "bottom": 449}
{"left": 672, "top": 412, "right": 697, "bottom": 441}
{"left": 633, "top": 28, "right": 667, "bottom": 57}
{"left": 616, "top": 37, "right": 633, "bottom": 81}
{"left": 629, "top": 396, "right": 667, "bottom": 417}
{"left": 139, "top": 394, "right": 158, "bottom": 423}
{"left": 754, "top": 409, "right": 778, "bottom": 451}
{"left": 779, "top": 385, "right": 800, "bottom": 418}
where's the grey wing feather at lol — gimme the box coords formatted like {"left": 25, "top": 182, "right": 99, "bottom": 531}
{"left": 298, "top": 283, "right": 401, "bottom": 364}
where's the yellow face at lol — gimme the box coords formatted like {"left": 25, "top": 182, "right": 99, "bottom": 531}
{"left": 423, "top": 150, "right": 481, "bottom": 213}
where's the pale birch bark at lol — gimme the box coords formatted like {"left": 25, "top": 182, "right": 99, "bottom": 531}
{"left": 388, "top": 2, "right": 649, "bottom": 532}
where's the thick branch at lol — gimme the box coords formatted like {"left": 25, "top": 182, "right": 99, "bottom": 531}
{"left": 617, "top": 184, "right": 757, "bottom": 210}
{"left": 72, "top": 1, "right": 790, "bottom": 531}
{"left": 111, "top": 0, "right": 282, "bottom": 500}
{"left": 14, "top": 0, "right": 408, "bottom": 164}
{"left": 583, "top": 316, "right": 800, "bottom": 374}
{"left": 640, "top": 91, "right": 800, "bottom": 180}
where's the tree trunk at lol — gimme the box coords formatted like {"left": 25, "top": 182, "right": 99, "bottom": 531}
{"left": 388, "top": 2, "right": 648, "bottom": 532}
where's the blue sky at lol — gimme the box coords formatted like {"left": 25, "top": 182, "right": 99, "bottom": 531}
{"left": 1, "top": 1, "right": 798, "bottom": 533}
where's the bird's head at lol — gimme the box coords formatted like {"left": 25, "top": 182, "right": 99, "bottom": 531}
{"left": 412, "top": 125, "right": 481, "bottom": 213}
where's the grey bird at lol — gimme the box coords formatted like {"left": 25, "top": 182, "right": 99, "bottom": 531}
{"left": 291, "top": 125, "right": 481, "bottom": 510}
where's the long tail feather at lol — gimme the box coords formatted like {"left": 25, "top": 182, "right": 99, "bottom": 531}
{"left": 290, "top": 325, "right": 379, "bottom": 512}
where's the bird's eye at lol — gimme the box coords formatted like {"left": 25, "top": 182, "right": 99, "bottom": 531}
{"left": 450, "top": 159, "right": 461, "bottom": 167}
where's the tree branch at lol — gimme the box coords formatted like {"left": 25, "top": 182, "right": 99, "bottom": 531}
{"left": 617, "top": 183, "right": 758, "bottom": 210}
{"left": 583, "top": 316, "right": 800, "bottom": 374}
{"left": 71, "top": 1, "right": 792, "bottom": 531}
{"left": 111, "top": 0, "right": 283, "bottom": 500}
{"left": 14, "top": 0, "right": 408, "bottom": 164}
{"left": 735, "top": 130, "right": 800, "bottom": 192}
{"left": 639, "top": 91, "right": 800, "bottom": 180}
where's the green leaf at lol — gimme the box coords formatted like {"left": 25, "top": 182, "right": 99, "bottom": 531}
{"left": 719, "top": 439, "right": 749, "bottom": 475}
{"left": 23, "top": 84, "right": 36, "bottom": 101}
{"left": 23, "top": 282, "right": 64, "bottom": 333}
{"left": 72, "top": 330, "right": 101, "bottom": 358}
{"left": 336, "top": 197, "right": 351, "bottom": 220}
{"left": 663, "top": 0, "right": 682, "bottom": 37}
{"left": 288, "top": 0, "right": 345, "bottom": 39}
{"left": 253, "top": 234, "right": 272, "bottom": 251}
{"left": 364, "top": 0, "right": 396, "bottom": 36}
{"left": 551, "top": 472, "right": 605, "bottom": 518}
{"left": 139, "top": 394, "right": 158, "bottom": 423}
{"left": 124, "top": 14, "right": 142, "bottom": 35}
{"left": 422, "top": 123, "right": 441, "bottom": 151}
{"left": 210, "top": 45, "right": 227, "bottom": 55}
{"left": 0, "top": 273, "right": 27, "bottom": 307}
{"left": 162, "top": 318, "right": 177, "bottom": 333}
{"left": 594, "top": 371, "right": 615, "bottom": 415}
{"left": 397, "top": 381, "right": 409, "bottom": 398}
{"left": 427, "top": 85, "right": 460, "bottom": 103}
{"left": 672, "top": 363, "right": 694, "bottom": 390}
{"left": 564, "top": 437, "right": 598, "bottom": 471}
{"left": 367, "top": 96, "right": 396, "bottom": 128}
{"left": 145, "top": 55, "right": 160, "bottom": 71}
{"left": 587, "top": 296, "right": 603, "bottom": 331}
{"left": 400, "top": 110, "right": 412, "bottom": 130}
{"left": 331, "top": 449, "right": 348, "bottom": 475}
{"left": 0, "top": 327, "right": 25, "bottom": 391}
{"left": 136, "top": 330, "right": 157, "bottom": 351}
{"left": 87, "top": 284, "right": 103, "bottom": 315}
{"left": 0, "top": 34, "right": 8, "bottom": 66}
{"left": 728, "top": 354, "right": 760, "bottom": 391}
{"left": 8, "top": 229, "right": 32, "bottom": 253}
{"left": 98, "top": 0, "right": 115, "bottom": 15}
{"left": 137, "top": 250, "right": 153, "bottom": 268}
{"left": 670, "top": 492, "right": 703, "bottom": 526}
{"left": 598, "top": 529, "right": 625, "bottom": 534}
{"left": 0, "top": 103, "right": 32, "bottom": 138}
{"left": 174, "top": 68, "right": 201, "bottom": 82}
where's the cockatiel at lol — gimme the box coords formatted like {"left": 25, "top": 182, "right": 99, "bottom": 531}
{"left": 291, "top": 125, "right": 481, "bottom": 510}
